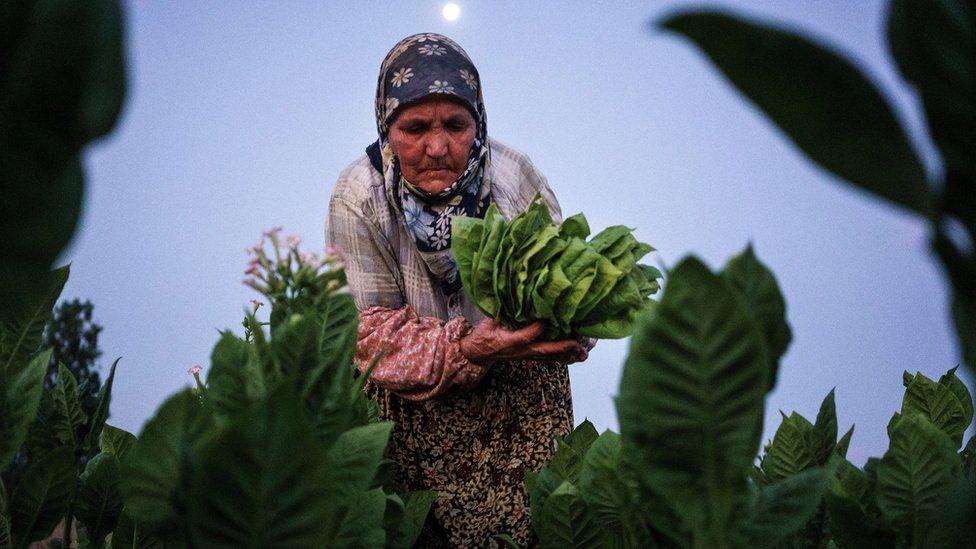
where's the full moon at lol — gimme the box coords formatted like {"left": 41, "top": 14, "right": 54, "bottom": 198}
{"left": 442, "top": 3, "right": 460, "bottom": 21}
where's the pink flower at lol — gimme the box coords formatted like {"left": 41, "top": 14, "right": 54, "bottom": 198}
{"left": 250, "top": 299, "right": 263, "bottom": 309}
{"left": 262, "top": 226, "right": 283, "bottom": 237}
{"left": 244, "top": 265, "right": 258, "bottom": 275}
{"left": 282, "top": 234, "right": 302, "bottom": 249}
{"left": 187, "top": 364, "right": 203, "bottom": 376}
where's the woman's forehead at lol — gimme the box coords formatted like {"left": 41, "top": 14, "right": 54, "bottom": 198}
{"left": 390, "top": 96, "right": 475, "bottom": 124}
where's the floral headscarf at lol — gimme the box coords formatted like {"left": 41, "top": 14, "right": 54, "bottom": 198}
{"left": 372, "top": 33, "right": 492, "bottom": 317}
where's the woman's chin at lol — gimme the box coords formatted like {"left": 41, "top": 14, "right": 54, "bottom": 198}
{"left": 413, "top": 176, "right": 455, "bottom": 194}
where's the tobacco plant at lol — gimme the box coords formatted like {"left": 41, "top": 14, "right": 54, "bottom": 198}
{"left": 522, "top": 247, "right": 975, "bottom": 548}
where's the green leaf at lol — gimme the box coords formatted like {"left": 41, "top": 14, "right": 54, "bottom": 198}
{"left": 99, "top": 424, "right": 136, "bottom": 460}
{"left": 660, "top": 10, "right": 930, "bottom": 215}
{"left": 762, "top": 412, "right": 819, "bottom": 482}
{"left": 744, "top": 467, "right": 832, "bottom": 548}
{"left": 813, "top": 389, "right": 839, "bottom": 464}
{"left": 119, "top": 389, "right": 213, "bottom": 539}
{"left": 721, "top": 244, "right": 792, "bottom": 389}
{"left": 493, "top": 533, "right": 522, "bottom": 548}
{"left": 877, "top": 414, "right": 963, "bottom": 542}
{"left": 206, "top": 332, "right": 258, "bottom": 422}
{"left": 386, "top": 490, "right": 436, "bottom": 549}
{"left": 75, "top": 452, "right": 123, "bottom": 544}
{"left": 835, "top": 425, "right": 854, "bottom": 458}
{"left": 578, "top": 431, "right": 628, "bottom": 536}
{"left": 615, "top": 256, "right": 768, "bottom": 538}
{"left": 82, "top": 356, "right": 118, "bottom": 453}
{"left": 963, "top": 434, "right": 976, "bottom": 482}
{"left": 525, "top": 468, "right": 562, "bottom": 530}
{"left": 330, "top": 488, "right": 386, "bottom": 548}
{"left": 825, "top": 462, "right": 897, "bottom": 549}
{"left": 0, "top": 348, "right": 49, "bottom": 465}
{"left": 939, "top": 366, "right": 974, "bottom": 430}
{"left": 888, "top": 0, "right": 976, "bottom": 226}
{"left": 323, "top": 422, "right": 393, "bottom": 498}
{"left": 186, "top": 386, "right": 332, "bottom": 548}
{"left": 306, "top": 294, "right": 362, "bottom": 444}
{"left": 110, "top": 512, "right": 165, "bottom": 549}
{"left": 546, "top": 439, "right": 584, "bottom": 484}
{"left": 0, "top": 266, "right": 68, "bottom": 372}
{"left": 565, "top": 419, "right": 600, "bottom": 457}
{"left": 535, "top": 481, "right": 602, "bottom": 549}
{"left": 901, "top": 370, "right": 970, "bottom": 446}
{"left": 51, "top": 362, "right": 88, "bottom": 448}
{"left": 9, "top": 446, "right": 75, "bottom": 547}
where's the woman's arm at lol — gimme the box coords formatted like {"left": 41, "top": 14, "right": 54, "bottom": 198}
{"left": 328, "top": 191, "right": 486, "bottom": 399}
{"left": 356, "top": 305, "right": 486, "bottom": 400}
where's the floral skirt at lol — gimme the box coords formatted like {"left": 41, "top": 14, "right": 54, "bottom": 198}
{"left": 366, "top": 360, "right": 573, "bottom": 548}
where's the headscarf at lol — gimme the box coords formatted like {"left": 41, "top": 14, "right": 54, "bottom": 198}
{"left": 372, "top": 33, "right": 491, "bottom": 317}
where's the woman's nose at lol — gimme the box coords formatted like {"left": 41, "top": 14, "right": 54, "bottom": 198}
{"left": 424, "top": 131, "right": 449, "bottom": 158}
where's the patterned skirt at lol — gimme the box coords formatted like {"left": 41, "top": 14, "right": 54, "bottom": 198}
{"left": 366, "top": 360, "right": 573, "bottom": 548}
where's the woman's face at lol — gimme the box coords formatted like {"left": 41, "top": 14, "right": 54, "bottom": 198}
{"left": 387, "top": 97, "right": 477, "bottom": 194}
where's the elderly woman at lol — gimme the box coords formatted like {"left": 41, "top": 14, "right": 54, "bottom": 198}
{"left": 326, "top": 33, "right": 590, "bottom": 547}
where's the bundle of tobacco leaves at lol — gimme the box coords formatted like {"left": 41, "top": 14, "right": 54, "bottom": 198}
{"left": 451, "top": 196, "right": 662, "bottom": 339}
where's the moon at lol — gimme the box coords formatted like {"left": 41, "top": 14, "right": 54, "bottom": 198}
{"left": 442, "top": 3, "right": 460, "bottom": 21}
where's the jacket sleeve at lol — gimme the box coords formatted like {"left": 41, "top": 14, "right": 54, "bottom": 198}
{"left": 355, "top": 305, "right": 488, "bottom": 400}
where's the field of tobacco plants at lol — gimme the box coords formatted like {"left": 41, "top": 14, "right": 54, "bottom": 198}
{"left": 2, "top": 0, "right": 974, "bottom": 547}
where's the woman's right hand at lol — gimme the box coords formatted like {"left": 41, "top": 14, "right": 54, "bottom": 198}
{"left": 459, "top": 318, "right": 585, "bottom": 366}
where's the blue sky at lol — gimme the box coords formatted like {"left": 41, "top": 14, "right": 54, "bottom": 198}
{"left": 70, "top": 0, "right": 967, "bottom": 464}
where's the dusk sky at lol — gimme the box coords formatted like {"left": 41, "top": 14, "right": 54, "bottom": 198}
{"left": 68, "top": 0, "right": 968, "bottom": 465}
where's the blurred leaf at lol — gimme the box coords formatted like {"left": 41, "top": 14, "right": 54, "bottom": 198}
{"left": 186, "top": 386, "right": 332, "bottom": 548}
{"left": 386, "top": 490, "right": 436, "bottom": 549}
{"left": 99, "top": 424, "right": 135, "bottom": 461}
{"left": 331, "top": 488, "right": 386, "bottom": 548}
{"left": 0, "top": 266, "right": 69, "bottom": 372}
{"left": 9, "top": 446, "right": 75, "bottom": 546}
{"left": 535, "top": 481, "right": 601, "bottom": 549}
{"left": 928, "top": 476, "right": 976, "bottom": 548}
{"left": 81, "top": 356, "right": 117, "bottom": 453}
{"left": 813, "top": 390, "right": 839, "bottom": 464}
{"left": 877, "top": 414, "right": 962, "bottom": 542}
{"left": 271, "top": 314, "right": 318, "bottom": 379}
{"left": 889, "top": 0, "right": 976, "bottom": 229}
{"left": 110, "top": 512, "right": 165, "bottom": 549}
{"left": 0, "top": 0, "right": 126, "bottom": 313}
{"left": 825, "top": 458, "right": 893, "bottom": 546}
{"left": 963, "top": 435, "right": 976, "bottom": 482}
{"left": 323, "top": 422, "right": 393, "bottom": 499}
{"left": 616, "top": 257, "right": 768, "bottom": 538}
{"left": 75, "top": 452, "right": 123, "bottom": 544}
{"left": 721, "top": 244, "right": 792, "bottom": 389}
{"left": 120, "top": 389, "right": 213, "bottom": 539}
{"left": 745, "top": 467, "right": 831, "bottom": 548}
{"left": 206, "top": 332, "right": 259, "bottom": 422}
{"left": 0, "top": 348, "right": 49, "bottom": 465}
{"left": 660, "top": 10, "right": 930, "bottom": 215}
{"left": 493, "top": 533, "right": 521, "bottom": 548}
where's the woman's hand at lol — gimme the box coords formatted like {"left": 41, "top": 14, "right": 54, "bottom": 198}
{"left": 459, "top": 319, "right": 586, "bottom": 366}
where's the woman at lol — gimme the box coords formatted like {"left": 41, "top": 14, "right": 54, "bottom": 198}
{"left": 326, "top": 33, "right": 591, "bottom": 547}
